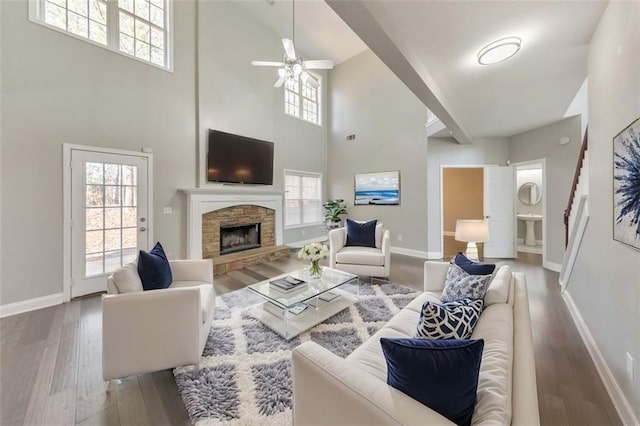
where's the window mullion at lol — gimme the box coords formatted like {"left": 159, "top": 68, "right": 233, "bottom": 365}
{"left": 107, "top": 0, "right": 119, "bottom": 51}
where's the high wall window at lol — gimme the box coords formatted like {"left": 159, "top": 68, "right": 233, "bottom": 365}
{"left": 284, "top": 170, "right": 322, "bottom": 228}
{"left": 29, "top": 0, "right": 172, "bottom": 70}
{"left": 284, "top": 77, "right": 321, "bottom": 126}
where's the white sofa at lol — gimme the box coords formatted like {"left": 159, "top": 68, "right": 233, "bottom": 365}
{"left": 329, "top": 224, "right": 391, "bottom": 277}
{"left": 292, "top": 261, "right": 539, "bottom": 425}
{"left": 102, "top": 259, "right": 215, "bottom": 381}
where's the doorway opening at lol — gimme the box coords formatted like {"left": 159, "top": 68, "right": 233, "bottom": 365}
{"left": 513, "top": 160, "right": 545, "bottom": 262}
{"left": 441, "top": 167, "right": 485, "bottom": 260}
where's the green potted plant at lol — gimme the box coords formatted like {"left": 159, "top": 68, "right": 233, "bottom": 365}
{"left": 323, "top": 199, "right": 347, "bottom": 229}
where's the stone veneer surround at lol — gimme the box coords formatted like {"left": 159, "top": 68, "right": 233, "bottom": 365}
{"left": 202, "top": 205, "right": 275, "bottom": 259}
{"left": 181, "top": 188, "right": 284, "bottom": 260}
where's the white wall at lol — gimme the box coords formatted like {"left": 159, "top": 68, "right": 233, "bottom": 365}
{"left": 426, "top": 137, "right": 509, "bottom": 257}
{"left": 197, "top": 1, "right": 328, "bottom": 245}
{"left": 569, "top": 1, "right": 640, "bottom": 419}
{"left": 327, "top": 50, "right": 429, "bottom": 254}
{"left": 0, "top": 0, "right": 197, "bottom": 305}
{"left": 0, "top": 0, "right": 331, "bottom": 306}
{"left": 508, "top": 116, "right": 581, "bottom": 265}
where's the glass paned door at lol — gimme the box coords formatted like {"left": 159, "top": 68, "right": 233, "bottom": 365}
{"left": 71, "top": 149, "right": 149, "bottom": 298}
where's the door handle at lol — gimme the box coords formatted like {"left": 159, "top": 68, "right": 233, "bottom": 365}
{"left": 485, "top": 216, "right": 491, "bottom": 219}
{"left": 139, "top": 227, "right": 146, "bottom": 232}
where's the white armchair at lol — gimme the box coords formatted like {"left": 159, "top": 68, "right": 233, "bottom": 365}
{"left": 329, "top": 224, "right": 391, "bottom": 277}
{"left": 102, "top": 259, "right": 215, "bottom": 381}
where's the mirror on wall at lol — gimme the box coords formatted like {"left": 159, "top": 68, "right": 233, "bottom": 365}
{"left": 518, "top": 182, "right": 542, "bottom": 205}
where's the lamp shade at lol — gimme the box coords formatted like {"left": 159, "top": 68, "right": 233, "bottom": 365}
{"left": 455, "top": 220, "right": 489, "bottom": 243}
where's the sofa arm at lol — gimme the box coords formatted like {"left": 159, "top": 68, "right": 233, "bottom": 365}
{"left": 292, "top": 342, "right": 454, "bottom": 426}
{"left": 424, "top": 261, "right": 448, "bottom": 292}
{"left": 169, "top": 259, "right": 213, "bottom": 283}
{"left": 102, "top": 287, "right": 203, "bottom": 380}
{"left": 329, "top": 228, "right": 346, "bottom": 268}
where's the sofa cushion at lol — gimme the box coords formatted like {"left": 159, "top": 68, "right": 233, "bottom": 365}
{"left": 484, "top": 265, "right": 513, "bottom": 306}
{"left": 416, "top": 298, "right": 484, "bottom": 339}
{"left": 404, "top": 292, "right": 442, "bottom": 313}
{"left": 441, "top": 263, "right": 492, "bottom": 302}
{"left": 138, "top": 242, "right": 173, "bottom": 291}
{"left": 111, "top": 262, "right": 143, "bottom": 294}
{"left": 454, "top": 253, "right": 496, "bottom": 275}
{"left": 335, "top": 246, "right": 385, "bottom": 266}
{"left": 381, "top": 337, "right": 484, "bottom": 426}
{"left": 347, "top": 327, "right": 408, "bottom": 382}
{"left": 345, "top": 219, "right": 377, "bottom": 247}
{"left": 470, "top": 303, "right": 514, "bottom": 425}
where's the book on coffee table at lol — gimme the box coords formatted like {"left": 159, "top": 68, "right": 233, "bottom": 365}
{"left": 269, "top": 276, "right": 307, "bottom": 292}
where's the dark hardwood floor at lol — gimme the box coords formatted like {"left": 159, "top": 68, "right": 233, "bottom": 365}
{"left": 0, "top": 250, "right": 621, "bottom": 425}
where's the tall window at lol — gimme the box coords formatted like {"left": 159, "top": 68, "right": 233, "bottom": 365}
{"left": 284, "top": 77, "right": 320, "bottom": 125}
{"left": 285, "top": 170, "right": 322, "bottom": 228}
{"left": 30, "top": 0, "right": 171, "bottom": 70}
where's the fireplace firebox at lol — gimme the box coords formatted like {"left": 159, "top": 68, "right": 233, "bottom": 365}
{"left": 220, "top": 223, "right": 261, "bottom": 255}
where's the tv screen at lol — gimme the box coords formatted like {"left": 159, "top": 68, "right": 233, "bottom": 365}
{"left": 207, "top": 129, "right": 274, "bottom": 185}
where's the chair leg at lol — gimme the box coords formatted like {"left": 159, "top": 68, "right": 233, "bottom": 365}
{"left": 192, "top": 363, "right": 201, "bottom": 378}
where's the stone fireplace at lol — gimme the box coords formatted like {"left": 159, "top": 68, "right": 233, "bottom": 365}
{"left": 181, "top": 188, "right": 289, "bottom": 275}
{"left": 202, "top": 205, "right": 274, "bottom": 259}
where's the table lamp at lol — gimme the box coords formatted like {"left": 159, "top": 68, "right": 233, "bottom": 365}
{"left": 455, "top": 219, "right": 489, "bottom": 261}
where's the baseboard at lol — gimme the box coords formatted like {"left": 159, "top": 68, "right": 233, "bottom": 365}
{"left": 427, "top": 251, "right": 443, "bottom": 259}
{"left": 563, "top": 291, "right": 639, "bottom": 426}
{"left": 0, "top": 293, "right": 64, "bottom": 318}
{"left": 543, "top": 260, "right": 562, "bottom": 272}
{"left": 390, "top": 247, "right": 429, "bottom": 259}
{"left": 443, "top": 231, "right": 455, "bottom": 237}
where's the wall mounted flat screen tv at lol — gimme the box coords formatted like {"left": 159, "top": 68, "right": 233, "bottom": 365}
{"left": 207, "top": 129, "right": 274, "bottom": 185}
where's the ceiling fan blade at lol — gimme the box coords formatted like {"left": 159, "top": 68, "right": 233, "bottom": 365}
{"left": 282, "top": 38, "right": 296, "bottom": 60}
{"left": 274, "top": 75, "right": 287, "bottom": 88}
{"left": 301, "top": 71, "right": 320, "bottom": 89}
{"left": 252, "top": 60, "right": 285, "bottom": 67}
{"left": 303, "top": 59, "right": 334, "bottom": 70}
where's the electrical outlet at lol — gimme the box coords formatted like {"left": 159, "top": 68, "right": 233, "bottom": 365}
{"left": 397, "top": 234, "right": 403, "bottom": 241}
{"left": 163, "top": 207, "right": 173, "bottom": 214}
{"left": 627, "top": 353, "right": 634, "bottom": 381}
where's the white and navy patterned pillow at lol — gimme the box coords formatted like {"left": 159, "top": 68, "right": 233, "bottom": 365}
{"left": 416, "top": 298, "right": 484, "bottom": 339}
{"left": 441, "top": 262, "right": 493, "bottom": 302}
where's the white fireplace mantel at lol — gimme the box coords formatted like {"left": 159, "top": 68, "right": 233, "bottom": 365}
{"left": 180, "top": 188, "right": 284, "bottom": 259}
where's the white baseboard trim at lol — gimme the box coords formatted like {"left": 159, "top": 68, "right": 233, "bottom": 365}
{"left": 443, "top": 231, "right": 455, "bottom": 237}
{"left": 562, "top": 291, "right": 639, "bottom": 426}
{"left": 543, "top": 260, "right": 562, "bottom": 272}
{"left": 0, "top": 293, "right": 64, "bottom": 318}
{"left": 390, "top": 247, "right": 429, "bottom": 259}
{"left": 427, "top": 252, "right": 443, "bottom": 259}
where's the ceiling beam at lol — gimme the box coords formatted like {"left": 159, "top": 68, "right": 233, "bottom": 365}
{"left": 325, "top": 0, "right": 473, "bottom": 145}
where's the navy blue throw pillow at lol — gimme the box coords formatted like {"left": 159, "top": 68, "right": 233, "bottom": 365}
{"left": 345, "top": 219, "right": 377, "bottom": 247}
{"left": 454, "top": 252, "right": 495, "bottom": 276}
{"left": 380, "top": 337, "right": 484, "bottom": 426}
{"left": 138, "top": 242, "right": 173, "bottom": 291}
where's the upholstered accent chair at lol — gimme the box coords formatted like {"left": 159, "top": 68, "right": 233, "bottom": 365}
{"left": 102, "top": 259, "right": 215, "bottom": 381}
{"left": 329, "top": 224, "right": 391, "bottom": 277}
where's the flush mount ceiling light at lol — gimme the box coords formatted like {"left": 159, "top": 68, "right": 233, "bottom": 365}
{"left": 477, "top": 37, "right": 521, "bottom": 65}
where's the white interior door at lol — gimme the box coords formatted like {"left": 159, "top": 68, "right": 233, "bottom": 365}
{"left": 483, "top": 166, "right": 516, "bottom": 258}
{"left": 70, "top": 149, "right": 150, "bottom": 298}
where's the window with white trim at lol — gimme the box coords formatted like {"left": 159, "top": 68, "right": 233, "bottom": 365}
{"left": 285, "top": 170, "right": 322, "bottom": 228}
{"left": 29, "top": 0, "right": 171, "bottom": 70}
{"left": 284, "top": 77, "right": 320, "bottom": 125}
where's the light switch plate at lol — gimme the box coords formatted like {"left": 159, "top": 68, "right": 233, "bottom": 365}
{"left": 163, "top": 207, "right": 173, "bottom": 214}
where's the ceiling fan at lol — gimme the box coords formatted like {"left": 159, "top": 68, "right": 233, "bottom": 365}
{"left": 251, "top": 0, "right": 334, "bottom": 89}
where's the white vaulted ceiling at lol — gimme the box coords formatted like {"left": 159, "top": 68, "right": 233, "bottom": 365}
{"left": 238, "top": 0, "right": 607, "bottom": 139}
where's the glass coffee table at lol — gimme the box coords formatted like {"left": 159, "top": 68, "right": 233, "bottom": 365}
{"left": 248, "top": 267, "right": 358, "bottom": 340}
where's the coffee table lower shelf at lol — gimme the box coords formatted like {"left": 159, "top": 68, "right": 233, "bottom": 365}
{"left": 250, "top": 289, "right": 357, "bottom": 340}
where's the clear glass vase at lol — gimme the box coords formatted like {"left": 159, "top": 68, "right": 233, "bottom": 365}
{"left": 309, "top": 260, "right": 322, "bottom": 278}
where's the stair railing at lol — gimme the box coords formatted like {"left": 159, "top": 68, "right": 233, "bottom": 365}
{"left": 563, "top": 128, "right": 588, "bottom": 247}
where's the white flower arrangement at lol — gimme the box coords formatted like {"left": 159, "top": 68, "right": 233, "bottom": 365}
{"left": 297, "top": 242, "right": 329, "bottom": 262}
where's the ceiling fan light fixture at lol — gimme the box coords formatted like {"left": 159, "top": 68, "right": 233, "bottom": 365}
{"left": 292, "top": 63, "right": 303, "bottom": 76}
{"left": 477, "top": 37, "right": 521, "bottom": 65}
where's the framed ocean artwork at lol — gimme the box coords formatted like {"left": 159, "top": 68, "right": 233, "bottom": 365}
{"left": 354, "top": 171, "right": 400, "bottom": 206}
{"left": 613, "top": 117, "right": 640, "bottom": 250}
